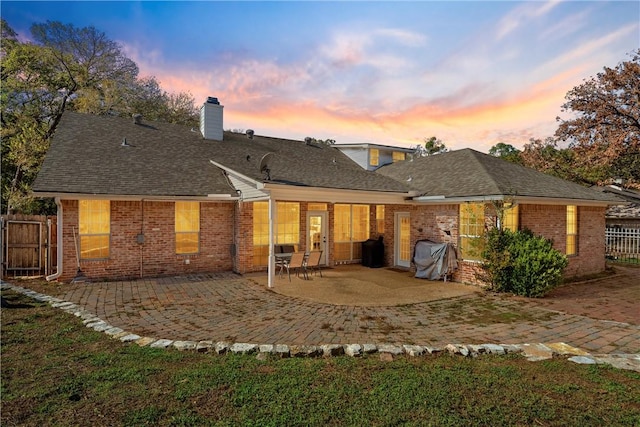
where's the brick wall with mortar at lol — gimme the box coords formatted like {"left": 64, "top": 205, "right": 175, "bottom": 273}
{"left": 57, "top": 199, "right": 607, "bottom": 283}
{"left": 381, "top": 203, "right": 608, "bottom": 285}
{"left": 521, "top": 204, "right": 606, "bottom": 278}
{"left": 58, "top": 200, "right": 234, "bottom": 282}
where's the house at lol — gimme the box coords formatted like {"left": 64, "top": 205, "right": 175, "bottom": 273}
{"left": 593, "top": 185, "right": 640, "bottom": 227}
{"left": 33, "top": 98, "right": 619, "bottom": 285}
{"left": 334, "top": 143, "right": 415, "bottom": 171}
{"left": 376, "top": 150, "right": 619, "bottom": 280}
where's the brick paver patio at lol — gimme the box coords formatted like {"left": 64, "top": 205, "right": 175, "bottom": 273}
{"left": 32, "top": 267, "right": 640, "bottom": 355}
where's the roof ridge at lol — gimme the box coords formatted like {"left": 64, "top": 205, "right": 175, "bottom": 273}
{"left": 465, "top": 149, "right": 504, "bottom": 195}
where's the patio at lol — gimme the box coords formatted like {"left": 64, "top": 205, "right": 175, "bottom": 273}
{"left": 248, "top": 264, "right": 479, "bottom": 306}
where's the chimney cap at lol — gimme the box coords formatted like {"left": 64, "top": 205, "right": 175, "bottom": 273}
{"left": 206, "top": 97, "right": 220, "bottom": 105}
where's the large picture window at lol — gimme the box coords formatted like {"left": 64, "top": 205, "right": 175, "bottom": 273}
{"left": 566, "top": 205, "right": 578, "bottom": 255}
{"left": 79, "top": 200, "right": 110, "bottom": 259}
{"left": 334, "top": 204, "right": 370, "bottom": 262}
{"left": 253, "top": 202, "right": 270, "bottom": 266}
{"left": 253, "top": 201, "right": 300, "bottom": 267}
{"left": 459, "top": 203, "right": 485, "bottom": 261}
{"left": 277, "top": 202, "right": 300, "bottom": 247}
{"left": 175, "top": 201, "right": 200, "bottom": 254}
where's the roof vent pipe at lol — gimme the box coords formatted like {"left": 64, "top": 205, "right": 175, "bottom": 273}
{"left": 132, "top": 114, "right": 142, "bottom": 124}
{"left": 246, "top": 129, "right": 254, "bottom": 139}
{"left": 305, "top": 137, "right": 313, "bottom": 145}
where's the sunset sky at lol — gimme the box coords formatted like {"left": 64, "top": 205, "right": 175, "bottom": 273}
{"left": 3, "top": 1, "right": 638, "bottom": 152}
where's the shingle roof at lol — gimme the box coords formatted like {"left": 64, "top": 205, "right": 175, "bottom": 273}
{"left": 376, "top": 148, "right": 620, "bottom": 203}
{"left": 33, "top": 111, "right": 409, "bottom": 197}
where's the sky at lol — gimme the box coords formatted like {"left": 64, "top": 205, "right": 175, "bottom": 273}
{"left": 2, "top": 1, "right": 639, "bottom": 152}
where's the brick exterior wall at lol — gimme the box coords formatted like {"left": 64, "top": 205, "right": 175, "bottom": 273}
{"left": 56, "top": 199, "right": 607, "bottom": 284}
{"left": 521, "top": 204, "right": 606, "bottom": 278}
{"left": 382, "top": 203, "right": 608, "bottom": 285}
{"left": 58, "top": 200, "right": 234, "bottom": 282}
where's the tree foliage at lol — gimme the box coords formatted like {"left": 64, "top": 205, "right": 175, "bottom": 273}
{"left": 488, "top": 143, "right": 522, "bottom": 164}
{"left": 1, "top": 19, "right": 199, "bottom": 214}
{"left": 519, "top": 137, "right": 584, "bottom": 183}
{"left": 555, "top": 50, "right": 640, "bottom": 187}
{"left": 412, "top": 136, "right": 447, "bottom": 157}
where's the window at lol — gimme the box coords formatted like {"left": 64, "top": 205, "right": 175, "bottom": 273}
{"left": 566, "top": 205, "right": 578, "bottom": 255}
{"left": 334, "top": 204, "right": 370, "bottom": 261}
{"left": 370, "top": 148, "right": 379, "bottom": 166}
{"left": 459, "top": 203, "right": 485, "bottom": 261}
{"left": 501, "top": 203, "right": 519, "bottom": 232}
{"left": 376, "top": 205, "right": 385, "bottom": 234}
{"left": 175, "top": 201, "right": 200, "bottom": 254}
{"left": 252, "top": 201, "right": 300, "bottom": 267}
{"left": 392, "top": 152, "right": 406, "bottom": 162}
{"left": 79, "top": 200, "right": 110, "bottom": 259}
{"left": 308, "top": 203, "right": 327, "bottom": 211}
{"left": 253, "top": 201, "right": 270, "bottom": 266}
{"left": 277, "top": 202, "right": 300, "bottom": 247}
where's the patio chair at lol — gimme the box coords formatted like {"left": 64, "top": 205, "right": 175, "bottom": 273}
{"left": 284, "top": 252, "right": 308, "bottom": 281}
{"left": 305, "top": 251, "right": 323, "bottom": 277}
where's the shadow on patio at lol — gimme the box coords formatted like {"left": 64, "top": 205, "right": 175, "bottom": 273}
{"left": 247, "top": 264, "right": 480, "bottom": 306}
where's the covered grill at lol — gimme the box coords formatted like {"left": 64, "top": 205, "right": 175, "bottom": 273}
{"left": 412, "top": 240, "right": 458, "bottom": 280}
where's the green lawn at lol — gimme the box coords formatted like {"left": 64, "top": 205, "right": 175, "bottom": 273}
{"left": 2, "top": 289, "right": 639, "bottom": 426}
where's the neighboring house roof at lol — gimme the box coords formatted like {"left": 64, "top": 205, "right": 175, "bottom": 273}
{"left": 335, "top": 143, "right": 414, "bottom": 152}
{"left": 33, "top": 111, "right": 409, "bottom": 198}
{"left": 376, "top": 148, "right": 620, "bottom": 204}
{"left": 592, "top": 185, "right": 640, "bottom": 219}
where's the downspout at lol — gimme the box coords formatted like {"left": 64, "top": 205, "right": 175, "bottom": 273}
{"left": 46, "top": 197, "right": 63, "bottom": 281}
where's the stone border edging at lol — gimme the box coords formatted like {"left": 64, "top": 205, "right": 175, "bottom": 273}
{"left": 2, "top": 282, "right": 639, "bottom": 372}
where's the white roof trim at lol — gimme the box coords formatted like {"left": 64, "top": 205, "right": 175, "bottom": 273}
{"left": 335, "top": 143, "right": 414, "bottom": 152}
{"left": 412, "top": 194, "right": 614, "bottom": 207}
{"left": 264, "top": 183, "right": 413, "bottom": 204}
{"left": 32, "top": 192, "right": 238, "bottom": 201}
{"left": 209, "top": 160, "right": 262, "bottom": 187}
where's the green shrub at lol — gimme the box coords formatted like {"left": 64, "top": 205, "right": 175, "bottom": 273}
{"left": 478, "top": 228, "right": 568, "bottom": 297}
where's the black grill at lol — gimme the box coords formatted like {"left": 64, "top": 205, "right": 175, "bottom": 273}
{"left": 361, "top": 236, "right": 384, "bottom": 268}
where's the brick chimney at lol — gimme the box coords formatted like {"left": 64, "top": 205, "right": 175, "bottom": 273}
{"left": 200, "top": 97, "right": 224, "bottom": 140}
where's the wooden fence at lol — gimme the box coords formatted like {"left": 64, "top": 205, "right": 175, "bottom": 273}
{"left": 605, "top": 225, "right": 640, "bottom": 264}
{"left": 1, "top": 214, "right": 57, "bottom": 278}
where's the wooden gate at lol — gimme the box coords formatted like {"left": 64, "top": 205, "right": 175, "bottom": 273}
{"left": 1, "top": 214, "right": 57, "bottom": 278}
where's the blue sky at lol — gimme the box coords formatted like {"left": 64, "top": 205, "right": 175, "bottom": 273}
{"left": 3, "top": 1, "right": 638, "bottom": 152}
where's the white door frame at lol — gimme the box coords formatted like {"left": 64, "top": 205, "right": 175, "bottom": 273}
{"left": 394, "top": 212, "right": 411, "bottom": 268}
{"left": 306, "top": 211, "right": 328, "bottom": 265}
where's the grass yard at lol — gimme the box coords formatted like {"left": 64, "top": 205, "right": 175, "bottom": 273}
{"left": 2, "top": 289, "right": 639, "bottom": 426}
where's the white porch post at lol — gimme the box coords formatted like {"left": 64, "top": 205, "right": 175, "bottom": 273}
{"left": 267, "top": 197, "right": 276, "bottom": 288}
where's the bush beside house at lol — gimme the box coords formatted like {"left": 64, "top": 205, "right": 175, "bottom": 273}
{"left": 478, "top": 228, "right": 568, "bottom": 297}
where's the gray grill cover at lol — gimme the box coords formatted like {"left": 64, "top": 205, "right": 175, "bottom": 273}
{"left": 413, "top": 240, "right": 458, "bottom": 280}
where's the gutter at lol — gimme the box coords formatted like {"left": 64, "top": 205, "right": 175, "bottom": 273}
{"left": 46, "top": 197, "right": 63, "bottom": 281}
{"left": 412, "top": 194, "right": 616, "bottom": 207}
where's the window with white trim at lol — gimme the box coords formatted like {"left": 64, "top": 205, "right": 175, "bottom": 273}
{"left": 175, "top": 201, "right": 200, "bottom": 254}
{"left": 459, "top": 203, "right": 484, "bottom": 261}
{"left": 79, "top": 200, "right": 110, "bottom": 259}
{"left": 566, "top": 205, "right": 578, "bottom": 255}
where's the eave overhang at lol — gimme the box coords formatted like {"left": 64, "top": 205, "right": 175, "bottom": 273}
{"left": 411, "top": 194, "right": 617, "bottom": 207}
{"left": 32, "top": 192, "right": 239, "bottom": 202}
